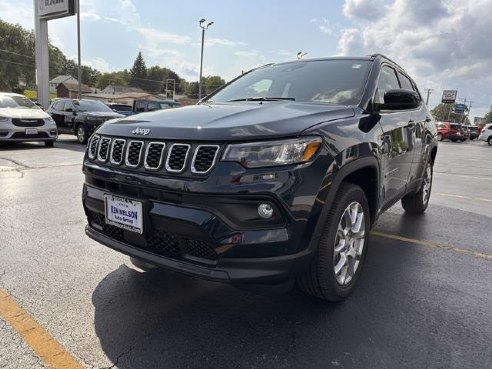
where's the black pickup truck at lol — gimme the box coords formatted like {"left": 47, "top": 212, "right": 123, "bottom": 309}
{"left": 82, "top": 54, "right": 438, "bottom": 301}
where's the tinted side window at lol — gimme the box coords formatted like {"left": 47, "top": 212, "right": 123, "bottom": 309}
{"left": 375, "top": 65, "right": 400, "bottom": 104}
{"left": 397, "top": 72, "right": 414, "bottom": 91}
{"left": 63, "top": 101, "right": 74, "bottom": 111}
{"left": 54, "top": 101, "right": 65, "bottom": 111}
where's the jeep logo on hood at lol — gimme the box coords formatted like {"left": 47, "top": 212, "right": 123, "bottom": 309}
{"left": 132, "top": 128, "right": 151, "bottom": 135}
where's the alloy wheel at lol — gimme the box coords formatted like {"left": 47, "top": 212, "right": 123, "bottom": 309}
{"left": 333, "top": 201, "right": 366, "bottom": 286}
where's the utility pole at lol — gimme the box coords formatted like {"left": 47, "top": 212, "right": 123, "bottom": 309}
{"left": 424, "top": 88, "right": 433, "bottom": 105}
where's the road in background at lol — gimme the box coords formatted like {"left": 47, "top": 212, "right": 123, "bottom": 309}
{"left": 1, "top": 137, "right": 491, "bottom": 369}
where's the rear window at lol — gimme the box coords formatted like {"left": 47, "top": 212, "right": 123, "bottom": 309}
{"left": 450, "top": 124, "right": 462, "bottom": 130}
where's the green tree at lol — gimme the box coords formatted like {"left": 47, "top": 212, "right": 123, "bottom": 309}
{"left": 186, "top": 82, "right": 200, "bottom": 99}
{"left": 96, "top": 72, "right": 127, "bottom": 90}
{"left": 484, "top": 106, "right": 492, "bottom": 123}
{"left": 129, "top": 52, "right": 147, "bottom": 90}
{"left": 202, "top": 75, "right": 226, "bottom": 96}
{"left": 430, "top": 103, "right": 470, "bottom": 125}
{"left": 0, "top": 20, "right": 35, "bottom": 90}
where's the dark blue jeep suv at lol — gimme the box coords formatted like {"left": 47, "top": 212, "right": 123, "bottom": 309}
{"left": 82, "top": 54, "right": 438, "bottom": 301}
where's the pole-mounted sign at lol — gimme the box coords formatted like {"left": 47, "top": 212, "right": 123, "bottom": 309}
{"left": 34, "top": 0, "right": 76, "bottom": 108}
{"left": 38, "top": 0, "right": 76, "bottom": 20}
{"left": 441, "top": 90, "right": 457, "bottom": 104}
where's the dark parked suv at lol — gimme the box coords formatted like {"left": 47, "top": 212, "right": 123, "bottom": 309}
{"left": 82, "top": 55, "right": 438, "bottom": 301}
{"left": 47, "top": 99, "right": 124, "bottom": 143}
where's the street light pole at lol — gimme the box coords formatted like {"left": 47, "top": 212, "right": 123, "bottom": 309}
{"left": 77, "top": 0, "right": 82, "bottom": 99}
{"left": 424, "top": 88, "right": 433, "bottom": 105}
{"left": 198, "top": 19, "right": 213, "bottom": 100}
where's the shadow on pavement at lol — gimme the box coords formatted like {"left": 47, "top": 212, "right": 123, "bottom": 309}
{"left": 91, "top": 232, "right": 482, "bottom": 369}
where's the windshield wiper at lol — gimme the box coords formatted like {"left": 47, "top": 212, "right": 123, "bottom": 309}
{"left": 227, "top": 97, "right": 295, "bottom": 102}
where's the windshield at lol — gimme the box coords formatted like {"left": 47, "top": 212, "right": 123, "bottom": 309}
{"left": 0, "top": 95, "right": 37, "bottom": 109}
{"left": 206, "top": 59, "right": 371, "bottom": 105}
{"left": 75, "top": 100, "right": 114, "bottom": 113}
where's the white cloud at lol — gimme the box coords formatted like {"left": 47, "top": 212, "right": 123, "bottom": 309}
{"left": 82, "top": 57, "right": 116, "bottom": 73}
{"left": 337, "top": 0, "right": 492, "bottom": 118}
{"left": 137, "top": 27, "right": 191, "bottom": 45}
{"left": 343, "top": 0, "right": 386, "bottom": 21}
{"left": 235, "top": 50, "right": 259, "bottom": 57}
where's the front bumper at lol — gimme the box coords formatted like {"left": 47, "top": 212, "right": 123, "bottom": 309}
{"left": 85, "top": 225, "right": 313, "bottom": 282}
{"left": 0, "top": 124, "right": 57, "bottom": 142}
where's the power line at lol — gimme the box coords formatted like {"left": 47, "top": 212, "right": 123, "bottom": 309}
{"left": 0, "top": 58, "right": 34, "bottom": 68}
{"left": 0, "top": 48, "right": 34, "bottom": 59}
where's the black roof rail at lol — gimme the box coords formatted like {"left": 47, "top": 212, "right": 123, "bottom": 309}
{"left": 369, "top": 53, "right": 399, "bottom": 66}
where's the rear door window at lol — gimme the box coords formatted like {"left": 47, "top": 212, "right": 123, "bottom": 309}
{"left": 397, "top": 72, "right": 414, "bottom": 91}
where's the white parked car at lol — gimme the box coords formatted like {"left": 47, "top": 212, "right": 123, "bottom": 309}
{"left": 0, "top": 92, "right": 58, "bottom": 146}
{"left": 478, "top": 123, "right": 492, "bottom": 146}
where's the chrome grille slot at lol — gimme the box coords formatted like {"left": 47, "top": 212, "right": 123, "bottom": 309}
{"left": 97, "top": 137, "right": 111, "bottom": 162}
{"left": 144, "top": 142, "right": 166, "bottom": 170}
{"left": 191, "top": 145, "right": 220, "bottom": 174}
{"left": 125, "top": 141, "right": 144, "bottom": 167}
{"left": 88, "top": 135, "right": 100, "bottom": 160}
{"left": 165, "top": 144, "right": 190, "bottom": 173}
{"left": 110, "top": 139, "right": 126, "bottom": 165}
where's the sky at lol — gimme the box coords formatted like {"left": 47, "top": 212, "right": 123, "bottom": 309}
{"left": 1, "top": 0, "right": 491, "bottom": 120}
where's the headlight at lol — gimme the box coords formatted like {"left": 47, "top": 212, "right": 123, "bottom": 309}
{"left": 44, "top": 117, "right": 55, "bottom": 124}
{"left": 222, "top": 137, "right": 322, "bottom": 168}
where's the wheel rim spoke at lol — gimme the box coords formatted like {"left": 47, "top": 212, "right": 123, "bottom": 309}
{"left": 333, "top": 201, "right": 366, "bottom": 286}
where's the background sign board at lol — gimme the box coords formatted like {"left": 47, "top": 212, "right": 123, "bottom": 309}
{"left": 442, "top": 90, "right": 458, "bottom": 104}
{"left": 454, "top": 103, "right": 466, "bottom": 114}
{"left": 38, "top": 0, "right": 76, "bottom": 20}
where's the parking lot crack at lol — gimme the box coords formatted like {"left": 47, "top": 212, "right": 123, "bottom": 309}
{"left": 0, "top": 157, "right": 32, "bottom": 169}
{"left": 99, "top": 345, "right": 133, "bottom": 369}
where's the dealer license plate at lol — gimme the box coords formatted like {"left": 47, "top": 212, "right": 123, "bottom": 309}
{"left": 25, "top": 128, "right": 38, "bottom": 135}
{"left": 104, "top": 195, "right": 143, "bottom": 234}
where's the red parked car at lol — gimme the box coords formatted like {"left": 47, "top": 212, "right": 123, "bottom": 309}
{"left": 436, "top": 122, "right": 465, "bottom": 142}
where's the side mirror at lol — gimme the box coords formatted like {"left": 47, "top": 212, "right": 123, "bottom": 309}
{"left": 380, "top": 89, "right": 421, "bottom": 110}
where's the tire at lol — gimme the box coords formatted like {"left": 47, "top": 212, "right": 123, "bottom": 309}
{"left": 76, "top": 124, "right": 88, "bottom": 144}
{"left": 297, "top": 183, "right": 370, "bottom": 301}
{"left": 44, "top": 140, "right": 55, "bottom": 147}
{"left": 488, "top": 137, "right": 492, "bottom": 146}
{"left": 437, "top": 133, "right": 443, "bottom": 141}
{"left": 451, "top": 139, "right": 457, "bottom": 142}
{"left": 401, "top": 160, "right": 433, "bottom": 214}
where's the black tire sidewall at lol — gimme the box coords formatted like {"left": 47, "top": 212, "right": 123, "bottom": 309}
{"left": 77, "top": 124, "right": 87, "bottom": 144}
{"left": 317, "top": 184, "right": 370, "bottom": 299}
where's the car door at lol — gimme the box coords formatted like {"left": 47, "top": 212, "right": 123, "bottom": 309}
{"left": 62, "top": 100, "right": 75, "bottom": 132}
{"left": 376, "top": 65, "right": 415, "bottom": 206}
{"left": 50, "top": 100, "right": 66, "bottom": 129}
{"left": 396, "top": 71, "right": 429, "bottom": 184}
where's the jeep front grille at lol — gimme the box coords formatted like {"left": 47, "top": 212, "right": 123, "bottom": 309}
{"left": 166, "top": 144, "right": 190, "bottom": 173}
{"left": 110, "top": 139, "right": 126, "bottom": 165}
{"left": 144, "top": 142, "right": 166, "bottom": 170}
{"left": 97, "top": 137, "right": 111, "bottom": 162}
{"left": 88, "top": 135, "right": 100, "bottom": 160}
{"left": 191, "top": 145, "right": 220, "bottom": 174}
{"left": 126, "top": 141, "right": 144, "bottom": 167}
{"left": 88, "top": 136, "right": 220, "bottom": 175}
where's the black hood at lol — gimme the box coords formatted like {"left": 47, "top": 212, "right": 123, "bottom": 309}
{"left": 96, "top": 102, "right": 355, "bottom": 141}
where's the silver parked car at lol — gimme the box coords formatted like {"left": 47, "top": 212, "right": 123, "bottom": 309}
{"left": 478, "top": 123, "right": 492, "bottom": 146}
{"left": 0, "top": 92, "right": 58, "bottom": 146}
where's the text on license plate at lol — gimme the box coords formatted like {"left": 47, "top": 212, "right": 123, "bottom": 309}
{"left": 104, "top": 195, "right": 143, "bottom": 234}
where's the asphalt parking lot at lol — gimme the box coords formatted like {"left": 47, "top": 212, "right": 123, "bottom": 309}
{"left": 0, "top": 136, "right": 491, "bottom": 369}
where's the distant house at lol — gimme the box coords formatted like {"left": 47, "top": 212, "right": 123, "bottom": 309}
{"left": 57, "top": 82, "right": 92, "bottom": 98}
{"left": 49, "top": 75, "right": 78, "bottom": 93}
{"left": 101, "top": 85, "right": 145, "bottom": 95}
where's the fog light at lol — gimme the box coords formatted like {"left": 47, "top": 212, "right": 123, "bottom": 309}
{"left": 257, "top": 203, "right": 273, "bottom": 219}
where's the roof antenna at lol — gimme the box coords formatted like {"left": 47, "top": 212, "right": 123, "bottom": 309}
{"left": 297, "top": 51, "right": 307, "bottom": 60}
